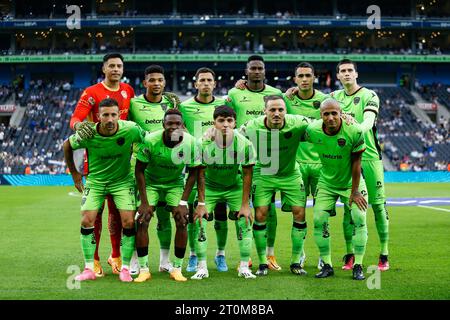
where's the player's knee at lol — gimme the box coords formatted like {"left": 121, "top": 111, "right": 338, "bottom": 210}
{"left": 121, "top": 216, "right": 135, "bottom": 229}
{"left": 292, "top": 206, "right": 305, "bottom": 220}
{"left": 81, "top": 213, "right": 95, "bottom": 228}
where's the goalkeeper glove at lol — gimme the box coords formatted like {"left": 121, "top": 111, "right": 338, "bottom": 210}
{"left": 74, "top": 121, "right": 96, "bottom": 140}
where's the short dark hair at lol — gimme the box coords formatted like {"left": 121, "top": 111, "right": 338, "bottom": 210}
{"left": 263, "top": 95, "right": 285, "bottom": 107}
{"left": 103, "top": 53, "right": 124, "bottom": 64}
{"left": 98, "top": 98, "right": 119, "bottom": 109}
{"left": 163, "top": 108, "right": 183, "bottom": 121}
{"left": 295, "top": 62, "right": 315, "bottom": 75}
{"left": 145, "top": 65, "right": 165, "bottom": 76}
{"left": 336, "top": 59, "right": 357, "bottom": 73}
{"left": 247, "top": 55, "right": 264, "bottom": 63}
{"left": 213, "top": 105, "right": 236, "bottom": 120}
{"left": 195, "top": 67, "right": 215, "bottom": 80}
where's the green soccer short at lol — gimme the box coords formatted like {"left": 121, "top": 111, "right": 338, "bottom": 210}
{"left": 253, "top": 174, "right": 306, "bottom": 208}
{"left": 299, "top": 162, "right": 322, "bottom": 197}
{"left": 81, "top": 179, "right": 136, "bottom": 211}
{"left": 206, "top": 183, "right": 243, "bottom": 213}
{"left": 314, "top": 178, "right": 368, "bottom": 212}
{"left": 145, "top": 183, "right": 184, "bottom": 207}
{"left": 362, "top": 159, "right": 386, "bottom": 205}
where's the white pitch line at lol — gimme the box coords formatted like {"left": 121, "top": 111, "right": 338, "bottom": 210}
{"left": 418, "top": 205, "right": 450, "bottom": 213}
{"left": 68, "top": 192, "right": 82, "bottom": 197}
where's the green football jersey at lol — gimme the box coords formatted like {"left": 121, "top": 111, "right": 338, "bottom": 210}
{"left": 136, "top": 129, "right": 201, "bottom": 186}
{"left": 226, "top": 84, "right": 282, "bottom": 126}
{"left": 241, "top": 114, "right": 310, "bottom": 178}
{"left": 128, "top": 94, "right": 174, "bottom": 132}
{"left": 331, "top": 87, "right": 381, "bottom": 161}
{"left": 179, "top": 96, "right": 226, "bottom": 139}
{"left": 284, "top": 89, "right": 328, "bottom": 164}
{"left": 69, "top": 120, "right": 145, "bottom": 184}
{"left": 202, "top": 131, "right": 256, "bottom": 190}
{"left": 305, "top": 120, "right": 366, "bottom": 189}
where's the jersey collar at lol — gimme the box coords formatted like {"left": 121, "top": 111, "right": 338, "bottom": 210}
{"left": 143, "top": 94, "right": 163, "bottom": 104}
{"left": 264, "top": 117, "right": 286, "bottom": 131}
{"left": 344, "top": 86, "right": 364, "bottom": 97}
{"left": 321, "top": 120, "right": 342, "bottom": 136}
{"left": 245, "top": 83, "right": 266, "bottom": 93}
{"left": 101, "top": 81, "right": 120, "bottom": 92}
{"left": 194, "top": 96, "right": 215, "bottom": 104}
{"left": 296, "top": 89, "right": 315, "bottom": 101}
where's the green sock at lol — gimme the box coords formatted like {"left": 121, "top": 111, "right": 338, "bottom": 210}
{"left": 351, "top": 207, "right": 368, "bottom": 265}
{"left": 343, "top": 205, "right": 354, "bottom": 254}
{"left": 156, "top": 206, "right": 172, "bottom": 250}
{"left": 266, "top": 203, "right": 277, "bottom": 248}
{"left": 121, "top": 228, "right": 136, "bottom": 267}
{"left": 80, "top": 227, "right": 95, "bottom": 269}
{"left": 138, "top": 255, "right": 149, "bottom": 270}
{"left": 291, "top": 221, "right": 307, "bottom": 264}
{"left": 214, "top": 220, "right": 228, "bottom": 251}
{"left": 194, "top": 219, "right": 208, "bottom": 261}
{"left": 373, "top": 204, "right": 389, "bottom": 255}
{"left": 253, "top": 221, "right": 267, "bottom": 265}
{"left": 314, "top": 210, "right": 332, "bottom": 266}
{"left": 173, "top": 257, "right": 183, "bottom": 269}
{"left": 187, "top": 222, "right": 196, "bottom": 254}
{"left": 236, "top": 218, "right": 252, "bottom": 262}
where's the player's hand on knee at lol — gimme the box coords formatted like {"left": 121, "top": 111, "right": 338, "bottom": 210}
{"left": 136, "top": 203, "right": 153, "bottom": 224}
{"left": 238, "top": 204, "right": 253, "bottom": 226}
{"left": 349, "top": 192, "right": 368, "bottom": 211}
{"left": 74, "top": 121, "right": 96, "bottom": 140}
{"left": 174, "top": 203, "right": 189, "bottom": 227}
{"left": 284, "top": 86, "right": 299, "bottom": 100}
{"left": 194, "top": 205, "right": 208, "bottom": 225}
{"left": 234, "top": 79, "right": 247, "bottom": 90}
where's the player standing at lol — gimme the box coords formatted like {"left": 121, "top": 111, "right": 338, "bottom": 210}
{"left": 135, "top": 109, "right": 202, "bottom": 282}
{"left": 305, "top": 98, "right": 368, "bottom": 280}
{"left": 178, "top": 67, "right": 228, "bottom": 272}
{"left": 331, "top": 59, "right": 389, "bottom": 271}
{"left": 283, "top": 62, "right": 329, "bottom": 267}
{"left": 128, "top": 65, "right": 179, "bottom": 275}
{"left": 240, "top": 95, "right": 310, "bottom": 276}
{"left": 70, "top": 53, "right": 135, "bottom": 277}
{"left": 64, "top": 98, "right": 146, "bottom": 282}
{"left": 227, "top": 55, "right": 283, "bottom": 271}
{"left": 193, "top": 106, "right": 256, "bottom": 280}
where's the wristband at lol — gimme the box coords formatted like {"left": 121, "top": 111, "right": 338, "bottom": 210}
{"left": 179, "top": 200, "right": 188, "bottom": 206}
{"left": 197, "top": 202, "right": 206, "bottom": 206}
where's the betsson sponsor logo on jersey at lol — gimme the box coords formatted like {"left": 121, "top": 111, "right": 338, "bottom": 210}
{"left": 246, "top": 110, "right": 264, "bottom": 116}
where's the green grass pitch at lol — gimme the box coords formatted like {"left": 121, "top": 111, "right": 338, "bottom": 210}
{"left": 0, "top": 183, "right": 449, "bottom": 300}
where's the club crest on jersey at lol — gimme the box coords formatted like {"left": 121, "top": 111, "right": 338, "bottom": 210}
{"left": 88, "top": 97, "right": 95, "bottom": 106}
{"left": 313, "top": 100, "right": 321, "bottom": 109}
{"left": 284, "top": 132, "right": 293, "bottom": 139}
{"left": 353, "top": 97, "right": 360, "bottom": 105}
{"left": 161, "top": 103, "right": 168, "bottom": 112}
{"left": 337, "top": 138, "right": 346, "bottom": 147}
{"left": 121, "top": 90, "right": 128, "bottom": 99}
{"left": 117, "top": 137, "right": 125, "bottom": 146}
{"left": 178, "top": 150, "right": 184, "bottom": 159}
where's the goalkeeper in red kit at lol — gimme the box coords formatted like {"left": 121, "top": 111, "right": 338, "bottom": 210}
{"left": 70, "top": 53, "right": 135, "bottom": 277}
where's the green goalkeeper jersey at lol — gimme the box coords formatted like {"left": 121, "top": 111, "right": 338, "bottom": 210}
{"left": 128, "top": 94, "right": 174, "bottom": 132}
{"left": 241, "top": 114, "right": 310, "bottom": 178}
{"left": 69, "top": 120, "right": 146, "bottom": 184}
{"left": 179, "top": 96, "right": 226, "bottom": 139}
{"left": 226, "top": 84, "right": 282, "bottom": 126}
{"left": 331, "top": 87, "right": 381, "bottom": 161}
{"left": 136, "top": 129, "right": 201, "bottom": 187}
{"left": 284, "top": 89, "right": 328, "bottom": 164}
{"left": 305, "top": 120, "right": 366, "bottom": 190}
{"left": 202, "top": 131, "right": 256, "bottom": 190}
